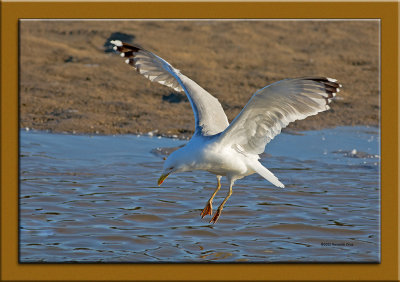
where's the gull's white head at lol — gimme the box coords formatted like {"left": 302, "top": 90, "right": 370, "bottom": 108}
{"left": 157, "top": 147, "right": 194, "bottom": 186}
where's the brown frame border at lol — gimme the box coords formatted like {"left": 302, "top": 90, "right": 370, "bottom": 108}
{"left": 1, "top": 1, "right": 398, "bottom": 281}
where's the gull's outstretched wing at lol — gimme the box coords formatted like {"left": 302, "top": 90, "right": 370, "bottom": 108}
{"left": 110, "top": 40, "right": 229, "bottom": 136}
{"left": 217, "top": 77, "right": 341, "bottom": 155}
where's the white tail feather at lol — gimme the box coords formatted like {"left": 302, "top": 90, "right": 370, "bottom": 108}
{"left": 251, "top": 162, "right": 285, "bottom": 188}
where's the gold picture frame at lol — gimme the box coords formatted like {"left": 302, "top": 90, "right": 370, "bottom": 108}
{"left": 1, "top": 1, "right": 398, "bottom": 281}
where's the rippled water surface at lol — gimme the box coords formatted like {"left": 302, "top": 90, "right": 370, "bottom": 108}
{"left": 20, "top": 126, "right": 380, "bottom": 262}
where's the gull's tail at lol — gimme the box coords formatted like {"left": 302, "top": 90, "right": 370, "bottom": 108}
{"left": 251, "top": 161, "right": 285, "bottom": 188}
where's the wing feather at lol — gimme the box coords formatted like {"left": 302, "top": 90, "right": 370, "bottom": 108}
{"left": 217, "top": 77, "right": 341, "bottom": 155}
{"left": 110, "top": 40, "right": 229, "bottom": 136}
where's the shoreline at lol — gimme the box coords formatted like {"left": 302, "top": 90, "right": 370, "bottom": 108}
{"left": 20, "top": 124, "right": 380, "bottom": 141}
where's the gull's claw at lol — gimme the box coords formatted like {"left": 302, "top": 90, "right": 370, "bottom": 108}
{"left": 209, "top": 209, "right": 222, "bottom": 224}
{"left": 200, "top": 201, "right": 212, "bottom": 218}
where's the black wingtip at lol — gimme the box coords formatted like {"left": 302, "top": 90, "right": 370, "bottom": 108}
{"left": 110, "top": 40, "right": 142, "bottom": 57}
{"left": 306, "top": 77, "right": 341, "bottom": 99}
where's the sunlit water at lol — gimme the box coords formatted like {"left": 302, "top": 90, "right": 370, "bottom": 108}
{"left": 19, "top": 126, "right": 380, "bottom": 263}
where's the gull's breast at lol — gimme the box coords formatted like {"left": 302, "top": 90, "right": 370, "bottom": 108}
{"left": 200, "top": 143, "right": 255, "bottom": 177}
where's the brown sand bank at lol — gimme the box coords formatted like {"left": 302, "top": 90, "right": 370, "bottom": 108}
{"left": 20, "top": 20, "right": 379, "bottom": 138}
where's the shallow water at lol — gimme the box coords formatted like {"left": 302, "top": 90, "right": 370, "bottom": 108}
{"left": 19, "top": 126, "right": 380, "bottom": 263}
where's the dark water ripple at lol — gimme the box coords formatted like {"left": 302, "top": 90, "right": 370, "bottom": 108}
{"left": 20, "top": 126, "right": 380, "bottom": 262}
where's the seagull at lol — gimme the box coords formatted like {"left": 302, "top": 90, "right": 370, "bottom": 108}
{"left": 110, "top": 40, "right": 341, "bottom": 223}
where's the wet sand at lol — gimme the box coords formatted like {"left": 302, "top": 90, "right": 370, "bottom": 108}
{"left": 20, "top": 20, "right": 380, "bottom": 138}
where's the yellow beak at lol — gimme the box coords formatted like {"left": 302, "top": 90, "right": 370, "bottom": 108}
{"left": 157, "top": 172, "right": 170, "bottom": 186}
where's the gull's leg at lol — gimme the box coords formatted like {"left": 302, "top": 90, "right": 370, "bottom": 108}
{"left": 210, "top": 181, "right": 233, "bottom": 224}
{"left": 200, "top": 176, "right": 221, "bottom": 218}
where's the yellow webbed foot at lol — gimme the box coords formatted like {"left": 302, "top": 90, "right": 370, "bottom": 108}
{"left": 200, "top": 201, "right": 213, "bottom": 218}
{"left": 209, "top": 208, "right": 222, "bottom": 224}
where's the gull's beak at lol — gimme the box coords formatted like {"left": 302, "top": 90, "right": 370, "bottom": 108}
{"left": 157, "top": 172, "right": 171, "bottom": 186}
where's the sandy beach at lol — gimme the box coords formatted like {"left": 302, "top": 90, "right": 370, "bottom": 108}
{"left": 20, "top": 20, "right": 380, "bottom": 138}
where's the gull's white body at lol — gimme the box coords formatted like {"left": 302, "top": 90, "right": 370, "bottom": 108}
{"left": 110, "top": 40, "right": 341, "bottom": 223}
{"left": 168, "top": 134, "right": 283, "bottom": 187}
{"left": 175, "top": 134, "right": 257, "bottom": 180}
